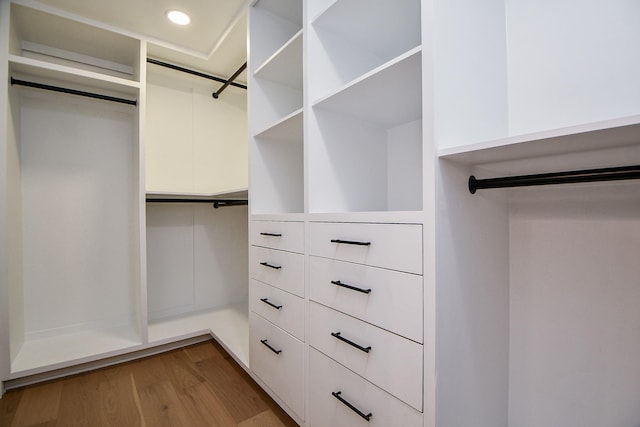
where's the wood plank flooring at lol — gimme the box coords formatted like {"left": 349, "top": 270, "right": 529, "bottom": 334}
{"left": 0, "top": 340, "right": 299, "bottom": 427}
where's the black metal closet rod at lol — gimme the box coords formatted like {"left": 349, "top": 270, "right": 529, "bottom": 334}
{"left": 146, "top": 58, "right": 247, "bottom": 90}
{"left": 469, "top": 164, "right": 640, "bottom": 194}
{"left": 213, "top": 62, "right": 247, "bottom": 99}
{"left": 10, "top": 77, "right": 137, "bottom": 106}
{"left": 146, "top": 198, "right": 247, "bottom": 208}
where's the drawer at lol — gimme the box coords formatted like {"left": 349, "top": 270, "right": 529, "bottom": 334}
{"left": 309, "top": 256, "right": 423, "bottom": 343}
{"left": 309, "top": 302, "right": 423, "bottom": 411}
{"left": 250, "top": 246, "right": 304, "bottom": 297}
{"left": 250, "top": 279, "right": 305, "bottom": 341}
{"left": 309, "top": 348, "right": 422, "bottom": 427}
{"left": 251, "top": 220, "right": 304, "bottom": 253}
{"left": 309, "top": 222, "right": 422, "bottom": 274}
{"left": 250, "top": 313, "right": 304, "bottom": 419}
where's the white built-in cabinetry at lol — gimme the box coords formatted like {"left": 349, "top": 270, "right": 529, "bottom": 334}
{"left": 0, "top": 0, "right": 250, "bottom": 391}
{"left": 249, "top": 0, "right": 640, "bottom": 426}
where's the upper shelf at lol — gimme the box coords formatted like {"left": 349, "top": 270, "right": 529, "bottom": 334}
{"left": 313, "top": 48, "right": 422, "bottom": 128}
{"left": 9, "top": 3, "right": 140, "bottom": 82}
{"left": 438, "top": 115, "right": 640, "bottom": 173}
{"left": 254, "top": 30, "right": 303, "bottom": 90}
{"left": 9, "top": 55, "right": 141, "bottom": 98}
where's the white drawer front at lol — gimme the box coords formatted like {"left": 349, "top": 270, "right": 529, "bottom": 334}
{"left": 251, "top": 220, "right": 304, "bottom": 253}
{"left": 309, "top": 222, "right": 422, "bottom": 274}
{"left": 309, "top": 348, "right": 422, "bottom": 427}
{"left": 250, "top": 246, "right": 304, "bottom": 297}
{"left": 309, "top": 302, "right": 423, "bottom": 411}
{"left": 250, "top": 313, "right": 304, "bottom": 419}
{"left": 310, "top": 256, "right": 423, "bottom": 343}
{"left": 250, "top": 279, "right": 305, "bottom": 341}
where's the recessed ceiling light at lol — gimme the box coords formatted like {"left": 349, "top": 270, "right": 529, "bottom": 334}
{"left": 166, "top": 10, "right": 191, "bottom": 25}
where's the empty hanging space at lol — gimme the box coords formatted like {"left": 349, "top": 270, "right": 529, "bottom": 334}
{"left": 145, "top": 202, "right": 249, "bottom": 366}
{"left": 6, "top": 72, "right": 142, "bottom": 376}
{"left": 145, "top": 60, "right": 248, "bottom": 196}
{"left": 434, "top": 0, "right": 640, "bottom": 152}
{"left": 436, "top": 140, "right": 640, "bottom": 426}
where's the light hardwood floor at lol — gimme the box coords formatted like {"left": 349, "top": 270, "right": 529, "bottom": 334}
{"left": 0, "top": 340, "right": 299, "bottom": 426}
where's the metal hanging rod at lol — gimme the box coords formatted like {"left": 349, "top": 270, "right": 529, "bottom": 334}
{"left": 146, "top": 198, "right": 247, "bottom": 208}
{"left": 213, "top": 62, "right": 247, "bottom": 99}
{"left": 10, "top": 77, "right": 137, "bottom": 106}
{"left": 147, "top": 58, "right": 247, "bottom": 90}
{"left": 469, "top": 164, "right": 640, "bottom": 194}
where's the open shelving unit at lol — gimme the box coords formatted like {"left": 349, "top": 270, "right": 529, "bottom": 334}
{"left": 307, "top": 0, "right": 422, "bottom": 213}
{"left": 249, "top": 0, "right": 304, "bottom": 215}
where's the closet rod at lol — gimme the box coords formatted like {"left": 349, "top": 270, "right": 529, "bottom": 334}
{"left": 147, "top": 58, "right": 247, "bottom": 90}
{"left": 10, "top": 77, "right": 137, "bottom": 106}
{"left": 469, "top": 164, "right": 640, "bottom": 194}
{"left": 213, "top": 62, "right": 247, "bottom": 99}
{"left": 146, "top": 198, "right": 248, "bottom": 208}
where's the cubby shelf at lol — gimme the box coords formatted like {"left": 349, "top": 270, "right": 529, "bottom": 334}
{"left": 254, "top": 30, "right": 303, "bottom": 90}
{"left": 254, "top": 108, "right": 303, "bottom": 141}
{"left": 312, "top": 47, "right": 421, "bottom": 126}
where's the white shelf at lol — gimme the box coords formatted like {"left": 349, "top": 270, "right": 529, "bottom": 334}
{"left": 10, "top": 3, "right": 140, "bottom": 81}
{"left": 254, "top": 30, "right": 303, "bottom": 90}
{"left": 438, "top": 115, "right": 640, "bottom": 170}
{"left": 312, "top": 0, "right": 420, "bottom": 61}
{"left": 148, "top": 304, "right": 249, "bottom": 369}
{"left": 254, "top": 108, "right": 303, "bottom": 142}
{"left": 9, "top": 55, "right": 140, "bottom": 97}
{"left": 313, "top": 48, "right": 422, "bottom": 127}
{"left": 146, "top": 188, "right": 248, "bottom": 200}
{"left": 10, "top": 324, "right": 141, "bottom": 377}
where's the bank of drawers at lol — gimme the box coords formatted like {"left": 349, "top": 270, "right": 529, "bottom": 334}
{"left": 309, "top": 221, "right": 424, "bottom": 417}
{"left": 249, "top": 220, "right": 304, "bottom": 420}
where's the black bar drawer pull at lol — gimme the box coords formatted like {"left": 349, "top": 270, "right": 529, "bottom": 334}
{"left": 260, "top": 232, "right": 282, "bottom": 237}
{"left": 260, "top": 339, "right": 282, "bottom": 354}
{"left": 260, "top": 298, "right": 282, "bottom": 310}
{"left": 331, "top": 239, "right": 371, "bottom": 246}
{"left": 332, "top": 391, "right": 372, "bottom": 422}
{"left": 331, "top": 280, "right": 372, "bottom": 294}
{"left": 260, "top": 262, "right": 282, "bottom": 270}
{"left": 331, "top": 332, "right": 371, "bottom": 353}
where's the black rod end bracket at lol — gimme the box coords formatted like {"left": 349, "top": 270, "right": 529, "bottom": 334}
{"left": 468, "top": 176, "right": 478, "bottom": 194}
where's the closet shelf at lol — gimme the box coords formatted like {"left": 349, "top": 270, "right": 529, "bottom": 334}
{"left": 148, "top": 304, "right": 249, "bottom": 369}
{"left": 146, "top": 189, "right": 248, "bottom": 201}
{"left": 254, "top": 30, "right": 303, "bottom": 90}
{"left": 312, "top": 47, "right": 422, "bottom": 127}
{"left": 9, "top": 324, "right": 141, "bottom": 377}
{"left": 9, "top": 55, "right": 141, "bottom": 95}
{"left": 438, "top": 115, "right": 640, "bottom": 167}
{"left": 254, "top": 108, "right": 303, "bottom": 142}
